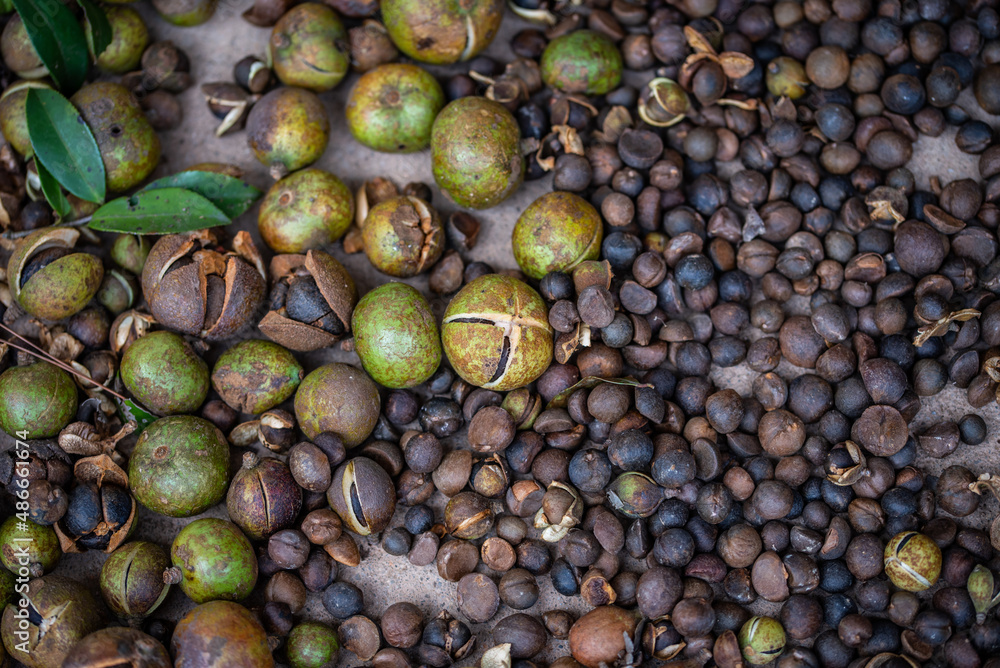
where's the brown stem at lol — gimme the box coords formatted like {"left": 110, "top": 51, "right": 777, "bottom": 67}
{"left": 1, "top": 216, "right": 92, "bottom": 240}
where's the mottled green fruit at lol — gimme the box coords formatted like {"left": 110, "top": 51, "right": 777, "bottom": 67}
{"left": 247, "top": 87, "right": 330, "bottom": 180}
{"left": 121, "top": 330, "right": 209, "bottom": 416}
{"left": 431, "top": 97, "right": 523, "bottom": 209}
{"left": 884, "top": 531, "right": 941, "bottom": 591}
{"left": 513, "top": 191, "right": 603, "bottom": 279}
{"left": 110, "top": 234, "right": 150, "bottom": 275}
{"left": 100, "top": 541, "right": 172, "bottom": 620}
{"left": 362, "top": 195, "right": 445, "bottom": 277}
{"left": 442, "top": 274, "right": 552, "bottom": 391}
{"left": 352, "top": 282, "right": 441, "bottom": 389}
{"left": 382, "top": 0, "right": 504, "bottom": 64}
{"left": 171, "top": 518, "right": 257, "bottom": 603}
{"left": 270, "top": 3, "right": 349, "bottom": 92}
{"left": 0, "top": 80, "right": 51, "bottom": 156}
{"left": 739, "top": 616, "right": 786, "bottom": 665}
{"left": 18, "top": 251, "right": 104, "bottom": 322}
{"left": 128, "top": 416, "right": 229, "bottom": 517}
{"left": 258, "top": 168, "right": 354, "bottom": 253}
{"left": 541, "top": 30, "right": 622, "bottom": 95}
{"left": 0, "top": 517, "right": 60, "bottom": 576}
{"left": 766, "top": 57, "right": 809, "bottom": 99}
{"left": 0, "top": 575, "right": 104, "bottom": 668}
{"left": 71, "top": 82, "right": 160, "bottom": 192}
{"left": 0, "top": 362, "right": 77, "bottom": 439}
{"left": 287, "top": 622, "right": 340, "bottom": 668}
{"left": 346, "top": 63, "right": 445, "bottom": 153}
{"left": 0, "top": 16, "right": 45, "bottom": 78}
{"left": 0, "top": 569, "right": 12, "bottom": 610}
{"left": 172, "top": 601, "right": 273, "bottom": 668}
{"left": 151, "top": 0, "right": 217, "bottom": 26}
{"left": 89, "top": 6, "right": 149, "bottom": 74}
{"left": 294, "top": 363, "right": 380, "bottom": 446}
{"left": 211, "top": 339, "right": 303, "bottom": 414}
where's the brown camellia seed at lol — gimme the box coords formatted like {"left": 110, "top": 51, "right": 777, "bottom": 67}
{"left": 381, "top": 601, "right": 424, "bottom": 648}
{"left": 851, "top": 405, "right": 908, "bottom": 456}
{"left": 445, "top": 491, "right": 495, "bottom": 540}
{"left": 569, "top": 606, "right": 642, "bottom": 668}
{"left": 456, "top": 572, "right": 500, "bottom": 623}
{"left": 328, "top": 457, "right": 396, "bottom": 536}
{"left": 468, "top": 406, "right": 516, "bottom": 452}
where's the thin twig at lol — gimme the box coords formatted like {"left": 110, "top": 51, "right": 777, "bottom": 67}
{"left": 1, "top": 216, "right": 93, "bottom": 240}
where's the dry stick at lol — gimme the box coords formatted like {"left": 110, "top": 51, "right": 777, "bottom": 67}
{"left": 1, "top": 216, "right": 93, "bottom": 240}
{"left": 0, "top": 322, "right": 128, "bottom": 402}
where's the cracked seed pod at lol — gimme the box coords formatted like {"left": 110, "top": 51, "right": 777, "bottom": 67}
{"left": 56, "top": 476, "right": 136, "bottom": 553}
{"left": 100, "top": 541, "right": 175, "bottom": 620}
{"left": 258, "top": 250, "right": 357, "bottom": 352}
{"left": 442, "top": 274, "right": 553, "bottom": 391}
{"left": 568, "top": 606, "right": 641, "bottom": 668}
{"left": 141, "top": 230, "right": 266, "bottom": 341}
{"left": 381, "top": 0, "right": 504, "bottom": 64}
{"left": 62, "top": 627, "right": 171, "bottom": 668}
{"left": 201, "top": 82, "right": 254, "bottom": 137}
{"left": 884, "top": 531, "right": 941, "bottom": 592}
{"left": 513, "top": 191, "right": 603, "bottom": 280}
{"left": 227, "top": 452, "right": 302, "bottom": 541}
{"left": 501, "top": 388, "right": 542, "bottom": 430}
{"left": 109, "top": 310, "right": 156, "bottom": 355}
{"left": 534, "top": 481, "right": 583, "bottom": 542}
{"left": 739, "top": 616, "right": 786, "bottom": 665}
{"left": 328, "top": 457, "right": 395, "bottom": 536}
{"left": 608, "top": 472, "right": 665, "bottom": 518}
{"left": 361, "top": 196, "right": 444, "bottom": 277}
{"left": 0, "top": 575, "right": 105, "bottom": 668}
{"left": 7, "top": 227, "right": 103, "bottom": 321}
{"left": 444, "top": 491, "right": 494, "bottom": 539}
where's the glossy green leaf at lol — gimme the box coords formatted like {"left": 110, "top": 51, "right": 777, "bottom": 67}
{"left": 12, "top": 0, "right": 89, "bottom": 92}
{"left": 89, "top": 187, "right": 231, "bottom": 234}
{"left": 142, "top": 170, "right": 262, "bottom": 219}
{"left": 547, "top": 376, "right": 651, "bottom": 409}
{"left": 35, "top": 158, "right": 73, "bottom": 220}
{"left": 25, "top": 88, "right": 106, "bottom": 203}
{"left": 78, "top": 0, "right": 112, "bottom": 58}
{"left": 115, "top": 396, "right": 157, "bottom": 437}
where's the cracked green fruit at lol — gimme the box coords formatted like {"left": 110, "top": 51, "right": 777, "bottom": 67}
{"left": 739, "top": 616, "right": 786, "bottom": 665}
{"left": 172, "top": 601, "right": 272, "bottom": 667}
{"left": 381, "top": 0, "right": 504, "bottom": 64}
{"left": 884, "top": 531, "right": 941, "bottom": 591}
{"left": 541, "top": 30, "right": 622, "bottom": 95}
{"left": 269, "top": 3, "right": 350, "bottom": 92}
{"left": 89, "top": 6, "right": 149, "bottom": 74}
{"left": 100, "top": 541, "right": 174, "bottom": 620}
{"left": 71, "top": 82, "right": 161, "bottom": 192}
{"left": 361, "top": 195, "right": 444, "bottom": 277}
{"left": 211, "top": 339, "right": 303, "bottom": 414}
{"left": 346, "top": 63, "right": 445, "bottom": 153}
{"left": 121, "top": 330, "right": 209, "bottom": 416}
{"left": 513, "top": 191, "right": 603, "bottom": 280}
{"left": 170, "top": 518, "right": 257, "bottom": 603}
{"left": 8, "top": 227, "right": 104, "bottom": 322}
{"left": 352, "top": 282, "right": 441, "bottom": 389}
{"left": 0, "top": 362, "right": 77, "bottom": 439}
{"left": 442, "top": 274, "right": 552, "bottom": 391}
{"left": 294, "top": 362, "right": 380, "bottom": 446}
{"left": 431, "top": 97, "right": 523, "bottom": 209}
{"left": 0, "top": 80, "right": 51, "bottom": 156}
{"left": 246, "top": 87, "right": 329, "bottom": 180}
{"left": 0, "top": 575, "right": 105, "bottom": 668}
{"left": 128, "top": 415, "right": 229, "bottom": 517}
{"left": 258, "top": 168, "right": 354, "bottom": 253}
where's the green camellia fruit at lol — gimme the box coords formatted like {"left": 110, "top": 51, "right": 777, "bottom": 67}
{"left": 0, "top": 80, "right": 51, "bottom": 156}
{"left": 381, "top": 0, "right": 504, "bottom": 64}
{"left": 541, "top": 30, "right": 623, "bottom": 95}
{"left": 287, "top": 622, "right": 340, "bottom": 668}
{"left": 151, "top": 0, "right": 217, "bottom": 26}
{"left": 8, "top": 228, "right": 104, "bottom": 322}
{"left": 0, "top": 517, "right": 60, "bottom": 576}
{"left": 0, "top": 362, "right": 77, "bottom": 439}
{"left": 257, "top": 168, "right": 354, "bottom": 253}
{"left": 89, "top": 6, "right": 149, "bottom": 74}
{"left": 246, "top": 87, "right": 330, "bottom": 180}
{"left": 361, "top": 196, "right": 445, "bottom": 277}
{"left": 738, "top": 616, "right": 786, "bottom": 665}
{"left": 172, "top": 601, "right": 273, "bottom": 667}
{"left": 71, "top": 82, "right": 161, "bottom": 192}
{"left": 100, "top": 541, "right": 174, "bottom": 620}
{"left": 513, "top": 191, "right": 603, "bottom": 279}
{"left": 120, "top": 330, "right": 209, "bottom": 416}
{"left": 128, "top": 416, "right": 229, "bottom": 517}
{"left": 294, "top": 363, "right": 380, "bottom": 446}
{"left": 0, "top": 16, "right": 45, "bottom": 78}
{"left": 211, "top": 339, "right": 303, "bottom": 414}
{"left": 346, "top": 63, "right": 445, "bottom": 153}
{"left": 442, "top": 274, "right": 553, "bottom": 391}
{"left": 352, "top": 282, "right": 441, "bottom": 389}
{"left": 884, "top": 531, "right": 942, "bottom": 591}
{"left": 170, "top": 518, "right": 257, "bottom": 603}
{"left": 431, "top": 97, "right": 523, "bottom": 209}
{"left": 269, "top": 3, "right": 350, "bottom": 92}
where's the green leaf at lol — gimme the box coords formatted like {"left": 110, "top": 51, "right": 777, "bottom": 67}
{"left": 35, "top": 158, "right": 73, "bottom": 219}
{"left": 546, "top": 376, "right": 651, "bottom": 409}
{"left": 11, "top": 0, "right": 90, "bottom": 92}
{"left": 89, "top": 187, "right": 231, "bottom": 234}
{"left": 142, "top": 170, "right": 262, "bottom": 219}
{"left": 25, "top": 88, "right": 106, "bottom": 203}
{"left": 78, "top": 0, "right": 112, "bottom": 59}
{"left": 114, "top": 396, "right": 157, "bottom": 437}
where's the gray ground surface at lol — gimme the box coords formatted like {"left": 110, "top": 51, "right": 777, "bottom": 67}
{"left": 8, "top": 2, "right": 1000, "bottom": 666}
